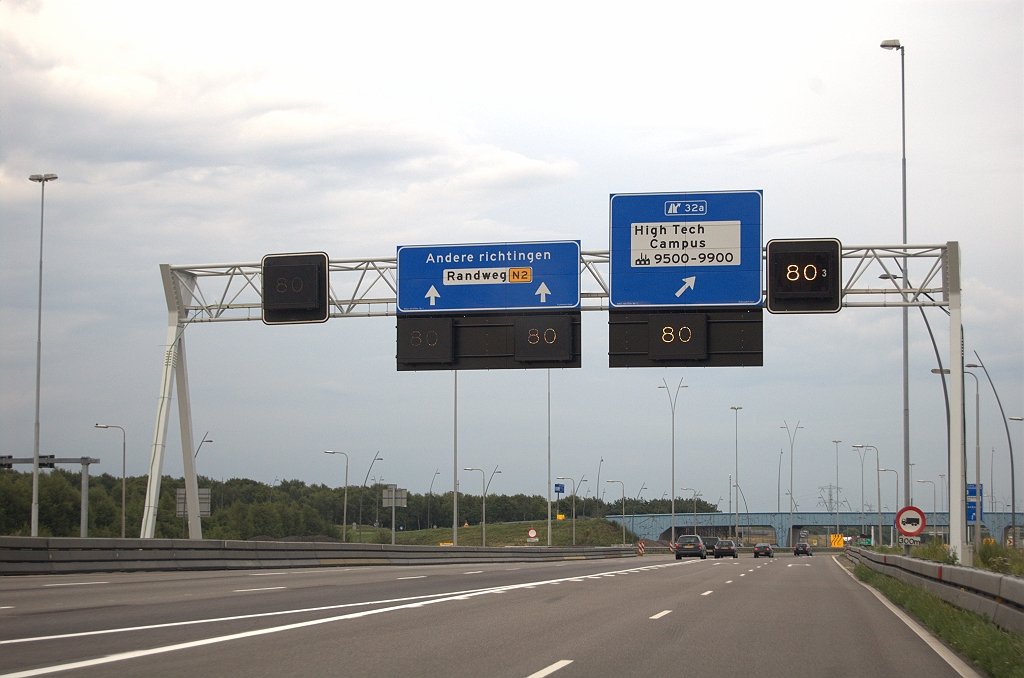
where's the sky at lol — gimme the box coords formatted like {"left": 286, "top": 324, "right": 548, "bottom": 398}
{"left": 2, "top": 1, "right": 1022, "bottom": 521}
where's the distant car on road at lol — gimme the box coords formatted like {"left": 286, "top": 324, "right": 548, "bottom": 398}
{"left": 753, "top": 543, "right": 774, "bottom": 558}
{"left": 702, "top": 537, "right": 719, "bottom": 552}
{"left": 674, "top": 535, "right": 707, "bottom": 560}
{"left": 713, "top": 540, "right": 738, "bottom": 558}
{"left": 794, "top": 542, "right": 813, "bottom": 556}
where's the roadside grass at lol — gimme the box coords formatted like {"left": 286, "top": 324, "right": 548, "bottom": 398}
{"left": 341, "top": 518, "right": 638, "bottom": 547}
{"left": 867, "top": 540, "right": 1024, "bottom": 575}
{"left": 854, "top": 563, "right": 1024, "bottom": 677}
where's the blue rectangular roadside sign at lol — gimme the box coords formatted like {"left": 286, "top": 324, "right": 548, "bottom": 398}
{"left": 608, "top": 191, "right": 763, "bottom": 307}
{"left": 967, "top": 483, "right": 984, "bottom": 522}
{"left": 397, "top": 241, "right": 581, "bottom": 313}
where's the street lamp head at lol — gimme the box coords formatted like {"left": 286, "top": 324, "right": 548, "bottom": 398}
{"left": 880, "top": 39, "right": 901, "bottom": 50}
{"left": 94, "top": 424, "right": 108, "bottom": 429}
{"left": 931, "top": 368, "right": 950, "bottom": 374}
{"left": 29, "top": 174, "right": 58, "bottom": 182}
{"left": 852, "top": 444, "right": 864, "bottom": 448}
{"left": 1010, "top": 417, "right": 1023, "bottom": 422}
{"left": 731, "top": 406, "right": 742, "bottom": 411}
{"left": 965, "top": 363, "right": 980, "bottom": 368}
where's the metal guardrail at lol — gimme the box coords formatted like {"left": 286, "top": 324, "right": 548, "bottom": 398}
{"left": 846, "top": 547, "right": 1024, "bottom": 634}
{"left": 0, "top": 537, "right": 636, "bottom": 575}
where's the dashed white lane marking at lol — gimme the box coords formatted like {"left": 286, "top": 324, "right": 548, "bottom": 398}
{"left": 832, "top": 555, "right": 981, "bottom": 678}
{"left": 725, "top": 580, "right": 733, "bottom": 583}
{"left": 42, "top": 582, "right": 108, "bottom": 588}
{"left": 701, "top": 590, "right": 713, "bottom": 596}
{"left": 0, "top": 606, "right": 13, "bottom": 610}
{"left": 526, "top": 659, "right": 573, "bottom": 678}
{"left": 649, "top": 610, "right": 672, "bottom": 619}
{"left": 2, "top": 560, "right": 686, "bottom": 654}
{"left": 248, "top": 572, "right": 286, "bottom": 576}
{"left": 397, "top": 576, "right": 426, "bottom": 580}
{"left": 748, "top": 569, "right": 754, "bottom": 572}
{"left": 739, "top": 574, "right": 745, "bottom": 577}
{"left": 464, "top": 571, "right": 483, "bottom": 575}
{"left": 232, "top": 587, "right": 287, "bottom": 593}
{"left": 505, "top": 568, "right": 521, "bottom": 571}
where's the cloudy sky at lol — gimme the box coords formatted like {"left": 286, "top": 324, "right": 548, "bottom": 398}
{"left": 2, "top": 1, "right": 1021, "bottom": 520}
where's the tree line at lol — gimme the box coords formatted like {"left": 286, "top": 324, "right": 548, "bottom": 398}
{"left": 0, "top": 469, "right": 719, "bottom": 540}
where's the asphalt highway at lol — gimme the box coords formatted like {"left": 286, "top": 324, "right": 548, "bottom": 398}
{"left": 0, "top": 553, "right": 978, "bottom": 677}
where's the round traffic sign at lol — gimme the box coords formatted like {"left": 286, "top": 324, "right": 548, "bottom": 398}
{"left": 527, "top": 528, "right": 538, "bottom": 539}
{"left": 896, "top": 506, "right": 926, "bottom": 537}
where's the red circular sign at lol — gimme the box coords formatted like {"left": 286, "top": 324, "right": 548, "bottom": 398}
{"left": 896, "top": 506, "right": 926, "bottom": 537}
{"left": 527, "top": 528, "right": 538, "bottom": 539}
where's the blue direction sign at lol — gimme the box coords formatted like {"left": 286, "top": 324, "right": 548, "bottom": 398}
{"left": 609, "top": 191, "right": 763, "bottom": 307}
{"left": 397, "top": 241, "right": 581, "bottom": 313}
{"left": 968, "top": 483, "right": 984, "bottom": 522}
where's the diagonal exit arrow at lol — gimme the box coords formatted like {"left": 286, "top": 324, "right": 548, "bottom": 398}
{"left": 674, "top": 276, "right": 696, "bottom": 297}
{"left": 425, "top": 285, "right": 440, "bottom": 306}
{"left": 535, "top": 282, "right": 551, "bottom": 303}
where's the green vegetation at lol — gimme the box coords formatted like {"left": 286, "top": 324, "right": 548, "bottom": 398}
{"left": 0, "top": 470, "right": 683, "bottom": 542}
{"left": 974, "top": 543, "right": 1024, "bottom": 577}
{"left": 348, "top": 518, "right": 636, "bottom": 547}
{"left": 855, "top": 564, "right": 1024, "bottom": 677}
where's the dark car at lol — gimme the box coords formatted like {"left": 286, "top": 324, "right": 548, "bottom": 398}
{"left": 713, "top": 540, "right": 738, "bottom": 558}
{"left": 753, "top": 543, "right": 774, "bottom": 558}
{"left": 674, "top": 535, "right": 707, "bottom": 560}
{"left": 794, "top": 542, "right": 812, "bottom": 556}
{"left": 702, "top": 537, "right": 719, "bottom": 552}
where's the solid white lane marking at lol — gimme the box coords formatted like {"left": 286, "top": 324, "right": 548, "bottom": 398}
{"left": 397, "top": 576, "right": 426, "bottom": 580}
{"left": 248, "top": 572, "right": 286, "bottom": 576}
{"left": 649, "top": 610, "right": 672, "bottom": 619}
{"left": 526, "top": 659, "right": 573, "bottom": 678}
{"left": 3, "top": 561, "right": 685, "bottom": 648}
{"left": 42, "top": 582, "right": 108, "bottom": 588}
{"left": 831, "top": 556, "right": 981, "bottom": 678}
{"left": 701, "top": 590, "right": 713, "bottom": 596}
{"left": 232, "top": 587, "right": 287, "bottom": 593}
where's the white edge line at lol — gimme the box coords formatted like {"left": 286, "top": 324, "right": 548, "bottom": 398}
{"left": 526, "top": 659, "right": 573, "bottom": 678}
{"left": 831, "top": 555, "right": 981, "bottom": 678}
{"left": 2, "top": 561, "right": 685, "bottom": 647}
{"left": 41, "top": 582, "right": 108, "bottom": 588}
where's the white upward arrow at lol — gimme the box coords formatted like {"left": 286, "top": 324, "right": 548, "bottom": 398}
{"left": 535, "top": 282, "right": 551, "bottom": 303}
{"left": 674, "top": 276, "right": 696, "bottom": 298}
{"left": 425, "top": 285, "right": 440, "bottom": 306}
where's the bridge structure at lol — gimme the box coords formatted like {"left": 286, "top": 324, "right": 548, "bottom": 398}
{"left": 607, "top": 511, "right": 1024, "bottom": 547}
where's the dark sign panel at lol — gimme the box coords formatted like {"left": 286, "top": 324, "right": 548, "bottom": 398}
{"left": 397, "top": 313, "right": 581, "bottom": 371}
{"left": 609, "top": 308, "right": 762, "bottom": 367}
{"left": 766, "top": 239, "right": 842, "bottom": 314}
{"left": 261, "top": 252, "right": 330, "bottom": 325}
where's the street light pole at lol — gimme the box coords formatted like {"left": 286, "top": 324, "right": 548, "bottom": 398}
{"left": 324, "top": 451, "right": 349, "bottom": 543}
{"left": 28, "top": 173, "right": 57, "bottom": 537}
{"left": 964, "top": 369, "right": 982, "bottom": 552}
{"left": 465, "top": 468, "right": 486, "bottom": 546}
{"left": 781, "top": 421, "right": 803, "bottom": 547}
{"left": 833, "top": 439, "right": 842, "bottom": 536}
{"left": 881, "top": 38, "right": 911, "bottom": 533}
{"left": 918, "top": 479, "right": 937, "bottom": 541}
{"left": 731, "top": 407, "right": 742, "bottom": 543}
{"left": 557, "top": 476, "right": 577, "bottom": 545}
{"left": 94, "top": 424, "right": 126, "bottom": 538}
{"left": 658, "top": 378, "right": 686, "bottom": 546}
{"left": 359, "top": 454, "right": 383, "bottom": 543}
{"left": 971, "top": 353, "right": 1018, "bottom": 548}
{"left": 607, "top": 480, "right": 625, "bottom": 545}
{"left": 880, "top": 468, "right": 899, "bottom": 546}
{"left": 682, "top": 487, "right": 699, "bottom": 535}
{"left": 855, "top": 445, "right": 882, "bottom": 547}
{"left": 427, "top": 469, "right": 440, "bottom": 529}
{"left": 854, "top": 445, "right": 867, "bottom": 534}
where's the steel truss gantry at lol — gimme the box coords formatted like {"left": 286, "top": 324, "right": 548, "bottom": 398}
{"left": 144, "top": 243, "right": 965, "bottom": 562}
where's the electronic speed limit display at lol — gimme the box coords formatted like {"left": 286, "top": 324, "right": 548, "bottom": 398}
{"left": 766, "top": 239, "right": 842, "bottom": 314}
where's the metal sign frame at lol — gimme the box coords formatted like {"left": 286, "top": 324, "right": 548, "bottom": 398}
{"left": 143, "top": 242, "right": 966, "bottom": 566}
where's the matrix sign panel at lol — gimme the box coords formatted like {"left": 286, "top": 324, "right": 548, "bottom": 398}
{"left": 609, "top": 309, "right": 761, "bottom": 368}
{"left": 397, "top": 241, "right": 581, "bottom": 313}
{"left": 609, "top": 191, "right": 763, "bottom": 307}
{"left": 766, "top": 239, "right": 842, "bottom": 314}
{"left": 397, "top": 313, "right": 581, "bottom": 371}
{"left": 261, "top": 252, "right": 330, "bottom": 325}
